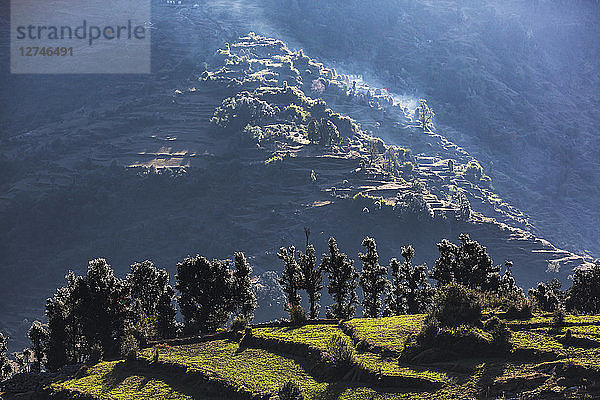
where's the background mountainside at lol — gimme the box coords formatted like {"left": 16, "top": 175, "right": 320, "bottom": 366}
{"left": 0, "top": 0, "right": 597, "bottom": 352}
{"left": 259, "top": 0, "right": 600, "bottom": 258}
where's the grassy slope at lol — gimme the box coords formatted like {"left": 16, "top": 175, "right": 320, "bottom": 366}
{"left": 47, "top": 314, "right": 600, "bottom": 399}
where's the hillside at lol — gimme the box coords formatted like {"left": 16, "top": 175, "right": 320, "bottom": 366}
{"left": 0, "top": 30, "right": 590, "bottom": 352}
{"left": 4, "top": 314, "right": 600, "bottom": 399}
{"left": 257, "top": 0, "right": 600, "bottom": 258}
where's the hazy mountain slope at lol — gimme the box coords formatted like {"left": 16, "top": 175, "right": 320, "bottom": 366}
{"left": 257, "top": 0, "right": 600, "bottom": 257}
{"left": 0, "top": 26, "right": 587, "bottom": 354}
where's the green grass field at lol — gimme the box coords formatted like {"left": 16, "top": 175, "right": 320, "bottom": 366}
{"left": 46, "top": 314, "right": 600, "bottom": 400}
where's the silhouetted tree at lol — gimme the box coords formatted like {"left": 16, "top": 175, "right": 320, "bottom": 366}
{"left": 126, "top": 260, "right": 177, "bottom": 340}
{"left": 529, "top": 279, "right": 563, "bottom": 312}
{"left": 278, "top": 246, "right": 303, "bottom": 309}
{"left": 45, "top": 278, "right": 74, "bottom": 370}
{"left": 76, "top": 259, "right": 129, "bottom": 359}
{"left": 176, "top": 255, "right": 235, "bottom": 334}
{"left": 384, "top": 246, "right": 433, "bottom": 316}
{"left": 321, "top": 237, "right": 359, "bottom": 319}
{"left": 27, "top": 321, "right": 48, "bottom": 372}
{"left": 298, "top": 245, "right": 323, "bottom": 319}
{"left": 232, "top": 252, "right": 258, "bottom": 320}
{"left": 565, "top": 262, "right": 600, "bottom": 314}
{"left": 155, "top": 286, "right": 178, "bottom": 339}
{"left": 431, "top": 234, "right": 501, "bottom": 293}
{"left": 359, "top": 237, "right": 388, "bottom": 318}
{"left": 45, "top": 260, "right": 128, "bottom": 369}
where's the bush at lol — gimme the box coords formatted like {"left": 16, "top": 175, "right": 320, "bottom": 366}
{"left": 121, "top": 334, "right": 139, "bottom": 361}
{"left": 504, "top": 295, "right": 533, "bottom": 320}
{"left": 278, "top": 380, "right": 303, "bottom": 400}
{"left": 230, "top": 316, "right": 248, "bottom": 332}
{"left": 430, "top": 283, "right": 483, "bottom": 327}
{"left": 484, "top": 316, "right": 512, "bottom": 349}
{"left": 87, "top": 343, "right": 104, "bottom": 365}
{"left": 529, "top": 279, "right": 564, "bottom": 312}
{"left": 565, "top": 262, "right": 600, "bottom": 314}
{"left": 552, "top": 308, "right": 566, "bottom": 330}
{"left": 288, "top": 304, "right": 307, "bottom": 325}
{"left": 325, "top": 334, "right": 356, "bottom": 368}
{"left": 402, "top": 323, "right": 494, "bottom": 361}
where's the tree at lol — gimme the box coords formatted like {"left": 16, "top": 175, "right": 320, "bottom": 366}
{"left": 278, "top": 246, "right": 303, "bottom": 309}
{"left": 176, "top": 255, "right": 235, "bottom": 335}
{"left": 155, "top": 286, "right": 178, "bottom": 339}
{"left": 320, "top": 237, "right": 359, "bottom": 319}
{"left": 45, "top": 280, "right": 74, "bottom": 370}
{"left": 529, "top": 279, "right": 563, "bottom": 312}
{"left": 0, "top": 332, "right": 11, "bottom": 380}
{"left": 45, "top": 260, "right": 129, "bottom": 370}
{"left": 307, "top": 118, "right": 341, "bottom": 146}
{"left": 358, "top": 237, "right": 389, "bottom": 318}
{"left": 298, "top": 244, "right": 323, "bottom": 319}
{"left": 27, "top": 321, "right": 49, "bottom": 372}
{"left": 232, "top": 252, "right": 258, "bottom": 320}
{"left": 384, "top": 246, "right": 433, "bottom": 316}
{"left": 565, "top": 262, "right": 600, "bottom": 314}
{"left": 76, "top": 259, "right": 129, "bottom": 359}
{"left": 415, "top": 99, "right": 434, "bottom": 131}
{"left": 431, "top": 234, "right": 501, "bottom": 293}
{"left": 498, "top": 261, "right": 523, "bottom": 298}
{"left": 126, "top": 260, "right": 177, "bottom": 340}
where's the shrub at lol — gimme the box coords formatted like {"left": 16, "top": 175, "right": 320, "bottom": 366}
{"left": 484, "top": 317, "right": 512, "bottom": 349}
{"left": 402, "top": 323, "right": 494, "bottom": 361}
{"left": 464, "top": 160, "right": 483, "bottom": 183}
{"left": 325, "top": 334, "right": 356, "bottom": 368}
{"left": 504, "top": 295, "right": 533, "bottom": 320}
{"left": 230, "top": 316, "right": 248, "bottom": 332}
{"left": 88, "top": 343, "right": 104, "bottom": 365}
{"left": 278, "top": 380, "right": 303, "bottom": 400}
{"left": 288, "top": 304, "right": 307, "bottom": 325}
{"left": 565, "top": 262, "right": 600, "bottom": 314}
{"left": 529, "top": 279, "right": 564, "bottom": 312}
{"left": 430, "top": 283, "right": 482, "bottom": 327}
{"left": 552, "top": 308, "right": 566, "bottom": 330}
{"left": 120, "top": 334, "right": 139, "bottom": 361}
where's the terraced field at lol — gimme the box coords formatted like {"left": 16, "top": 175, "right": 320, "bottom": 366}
{"left": 35, "top": 314, "right": 600, "bottom": 400}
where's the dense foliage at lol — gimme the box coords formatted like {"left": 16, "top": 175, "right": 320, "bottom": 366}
{"left": 358, "top": 237, "right": 388, "bottom": 318}
{"left": 320, "top": 238, "right": 359, "bottom": 320}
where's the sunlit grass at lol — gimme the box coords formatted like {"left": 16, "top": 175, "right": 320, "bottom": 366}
{"left": 342, "top": 315, "right": 427, "bottom": 353}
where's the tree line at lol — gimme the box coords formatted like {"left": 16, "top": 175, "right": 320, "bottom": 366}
{"left": 1, "top": 232, "right": 599, "bottom": 378}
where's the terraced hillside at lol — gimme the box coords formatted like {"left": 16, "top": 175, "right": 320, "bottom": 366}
{"left": 0, "top": 32, "right": 591, "bottom": 353}
{"left": 3, "top": 313, "right": 598, "bottom": 399}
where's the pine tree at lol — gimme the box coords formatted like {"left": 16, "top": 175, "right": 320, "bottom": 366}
{"left": 278, "top": 246, "right": 303, "bottom": 308}
{"left": 384, "top": 246, "right": 433, "bottom": 316}
{"left": 232, "top": 252, "right": 258, "bottom": 320}
{"left": 298, "top": 245, "right": 323, "bottom": 319}
{"left": 176, "top": 255, "right": 235, "bottom": 334}
{"left": 321, "top": 237, "right": 359, "bottom": 320}
{"left": 359, "top": 237, "right": 388, "bottom": 318}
